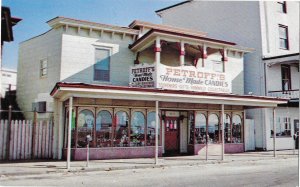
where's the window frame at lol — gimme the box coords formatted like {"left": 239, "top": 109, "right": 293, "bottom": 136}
{"left": 278, "top": 24, "right": 289, "bottom": 50}
{"left": 94, "top": 47, "right": 111, "bottom": 82}
{"left": 212, "top": 60, "right": 224, "bottom": 73}
{"left": 130, "top": 111, "right": 146, "bottom": 147}
{"left": 96, "top": 110, "right": 113, "bottom": 147}
{"left": 277, "top": 1, "right": 287, "bottom": 13}
{"left": 40, "top": 58, "right": 48, "bottom": 78}
{"left": 271, "top": 117, "right": 292, "bottom": 138}
{"left": 281, "top": 64, "right": 291, "bottom": 91}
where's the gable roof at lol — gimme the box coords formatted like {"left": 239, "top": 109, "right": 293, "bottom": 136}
{"left": 129, "top": 20, "right": 206, "bottom": 37}
{"left": 47, "top": 16, "right": 139, "bottom": 36}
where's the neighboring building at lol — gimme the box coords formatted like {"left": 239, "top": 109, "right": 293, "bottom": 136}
{"left": 1, "top": 68, "right": 17, "bottom": 97}
{"left": 1, "top": 6, "right": 21, "bottom": 109}
{"left": 18, "top": 17, "right": 286, "bottom": 160}
{"left": 156, "top": 0, "right": 299, "bottom": 150}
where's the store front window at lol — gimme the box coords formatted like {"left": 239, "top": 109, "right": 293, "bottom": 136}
{"left": 208, "top": 114, "right": 220, "bottom": 143}
{"left": 232, "top": 115, "right": 243, "bottom": 143}
{"left": 131, "top": 112, "right": 145, "bottom": 146}
{"left": 147, "top": 112, "right": 160, "bottom": 146}
{"left": 115, "top": 111, "right": 129, "bottom": 147}
{"left": 77, "top": 109, "right": 94, "bottom": 147}
{"left": 224, "top": 114, "right": 231, "bottom": 143}
{"left": 195, "top": 113, "right": 206, "bottom": 144}
{"left": 96, "top": 110, "right": 112, "bottom": 147}
{"left": 271, "top": 117, "right": 291, "bottom": 137}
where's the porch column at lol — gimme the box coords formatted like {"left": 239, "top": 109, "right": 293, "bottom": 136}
{"left": 180, "top": 41, "right": 185, "bottom": 66}
{"left": 273, "top": 107, "right": 276, "bottom": 157}
{"left": 155, "top": 100, "right": 159, "bottom": 164}
{"left": 221, "top": 104, "right": 225, "bottom": 161}
{"left": 155, "top": 37, "right": 161, "bottom": 88}
{"left": 202, "top": 44, "right": 207, "bottom": 67}
{"left": 67, "top": 97, "right": 73, "bottom": 170}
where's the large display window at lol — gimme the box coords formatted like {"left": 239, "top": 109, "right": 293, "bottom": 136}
{"left": 131, "top": 112, "right": 145, "bottom": 146}
{"left": 115, "top": 111, "right": 129, "bottom": 147}
{"left": 96, "top": 110, "right": 112, "bottom": 147}
{"left": 232, "top": 115, "right": 243, "bottom": 143}
{"left": 208, "top": 114, "right": 220, "bottom": 143}
{"left": 224, "top": 114, "right": 231, "bottom": 143}
{"left": 147, "top": 111, "right": 160, "bottom": 146}
{"left": 195, "top": 113, "right": 207, "bottom": 144}
{"left": 77, "top": 109, "right": 94, "bottom": 147}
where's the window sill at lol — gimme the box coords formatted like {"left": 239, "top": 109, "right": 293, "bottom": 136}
{"left": 270, "top": 136, "right": 292, "bottom": 138}
{"left": 92, "top": 80, "right": 111, "bottom": 84}
{"left": 279, "top": 48, "right": 289, "bottom": 50}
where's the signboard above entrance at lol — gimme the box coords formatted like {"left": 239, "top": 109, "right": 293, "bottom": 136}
{"left": 129, "top": 63, "right": 232, "bottom": 94}
{"left": 157, "top": 64, "right": 232, "bottom": 93}
{"left": 129, "top": 64, "right": 156, "bottom": 88}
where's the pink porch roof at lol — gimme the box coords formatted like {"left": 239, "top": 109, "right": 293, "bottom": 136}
{"left": 50, "top": 82, "right": 287, "bottom": 109}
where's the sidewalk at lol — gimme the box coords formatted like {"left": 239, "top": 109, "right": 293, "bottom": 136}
{"left": 0, "top": 150, "right": 298, "bottom": 177}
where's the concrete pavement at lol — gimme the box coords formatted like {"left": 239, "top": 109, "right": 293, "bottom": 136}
{"left": 0, "top": 150, "right": 298, "bottom": 178}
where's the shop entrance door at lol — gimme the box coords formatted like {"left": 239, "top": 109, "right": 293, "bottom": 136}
{"left": 164, "top": 117, "right": 179, "bottom": 155}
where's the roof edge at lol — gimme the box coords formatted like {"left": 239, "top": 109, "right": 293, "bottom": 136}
{"left": 155, "top": 0, "right": 193, "bottom": 15}
{"left": 50, "top": 82, "right": 288, "bottom": 104}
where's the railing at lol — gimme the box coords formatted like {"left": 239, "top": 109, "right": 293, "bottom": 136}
{"left": 268, "top": 89, "right": 299, "bottom": 99}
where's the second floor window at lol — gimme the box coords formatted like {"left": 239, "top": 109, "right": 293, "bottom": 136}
{"left": 277, "top": 1, "right": 287, "bottom": 13}
{"left": 279, "top": 25, "right": 289, "bottom": 50}
{"left": 94, "top": 48, "right": 110, "bottom": 82}
{"left": 40, "top": 59, "right": 47, "bottom": 78}
{"left": 281, "top": 64, "right": 291, "bottom": 91}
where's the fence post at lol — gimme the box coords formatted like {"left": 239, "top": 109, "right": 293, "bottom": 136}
{"left": 6, "top": 105, "right": 12, "bottom": 160}
{"left": 32, "top": 110, "right": 37, "bottom": 159}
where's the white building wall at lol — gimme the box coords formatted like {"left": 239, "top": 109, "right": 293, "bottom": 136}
{"left": 60, "top": 30, "right": 135, "bottom": 86}
{"left": 161, "top": 1, "right": 263, "bottom": 96}
{"left": 265, "top": 107, "right": 298, "bottom": 150}
{"left": 260, "top": 1, "right": 299, "bottom": 57}
{"left": 267, "top": 64, "right": 299, "bottom": 92}
{"left": 17, "top": 28, "right": 63, "bottom": 117}
{"left": 1, "top": 68, "right": 17, "bottom": 97}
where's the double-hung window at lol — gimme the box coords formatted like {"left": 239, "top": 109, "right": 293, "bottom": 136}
{"left": 94, "top": 48, "right": 110, "bottom": 82}
{"left": 281, "top": 64, "right": 291, "bottom": 91}
{"left": 40, "top": 59, "right": 47, "bottom": 78}
{"left": 279, "top": 25, "right": 289, "bottom": 50}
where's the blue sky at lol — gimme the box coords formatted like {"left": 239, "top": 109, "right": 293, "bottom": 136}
{"left": 2, "top": 0, "right": 182, "bottom": 70}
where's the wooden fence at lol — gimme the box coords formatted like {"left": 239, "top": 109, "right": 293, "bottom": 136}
{"left": 0, "top": 120, "right": 54, "bottom": 160}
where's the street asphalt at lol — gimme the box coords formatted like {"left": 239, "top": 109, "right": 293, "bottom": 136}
{"left": 0, "top": 150, "right": 298, "bottom": 178}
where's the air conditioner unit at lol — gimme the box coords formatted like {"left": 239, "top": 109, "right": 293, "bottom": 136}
{"left": 32, "top": 101, "right": 47, "bottom": 113}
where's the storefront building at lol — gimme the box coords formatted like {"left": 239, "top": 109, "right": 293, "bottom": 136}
{"left": 18, "top": 17, "right": 286, "bottom": 160}
{"left": 51, "top": 83, "right": 286, "bottom": 160}
{"left": 45, "top": 18, "right": 285, "bottom": 160}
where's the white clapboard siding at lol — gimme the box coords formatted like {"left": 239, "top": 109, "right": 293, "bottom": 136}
{"left": 0, "top": 119, "right": 53, "bottom": 160}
